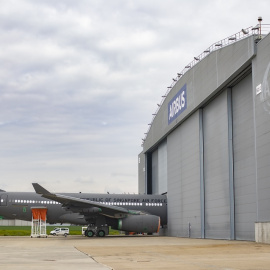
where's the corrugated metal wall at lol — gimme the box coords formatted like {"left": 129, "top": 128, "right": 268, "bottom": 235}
{"left": 253, "top": 33, "right": 270, "bottom": 222}
{"left": 158, "top": 82, "right": 260, "bottom": 240}
{"left": 167, "top": 111, "right": 201, "bottom": 237}
{"left": 232, "top": 73, "right": 257, "bottom": 240}
{"left": 203, "top": 90, "right": 230, "bottom": 239}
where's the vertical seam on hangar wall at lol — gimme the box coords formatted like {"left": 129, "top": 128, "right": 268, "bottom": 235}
{"left": 199, "top": 109, "right": 205, "bottom": 239}
{"left": 227, "top": 87, "right": 235, "bottom": 240}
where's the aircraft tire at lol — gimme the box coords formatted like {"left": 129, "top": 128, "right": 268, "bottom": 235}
{"left": 86, "top": 230, "right": 94, "bottom": 237}
{"left": 97, "top": 230, "right": 105, "bottom": 237}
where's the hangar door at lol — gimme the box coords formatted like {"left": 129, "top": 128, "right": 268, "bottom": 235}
{"left": 203, "top": 90, "right": 230, "bottom": 239}
{"left": 232, "top": 73, "right": 256, "bottom": 241}
{"left": 167, "top": 111, "right": 201, "bottom": 238}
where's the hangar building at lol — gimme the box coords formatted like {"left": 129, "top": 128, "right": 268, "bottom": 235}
{"left": 139, "top": 23, "right": 270, "bottom": 241}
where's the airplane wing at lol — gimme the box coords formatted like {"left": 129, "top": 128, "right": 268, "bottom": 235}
{"left": 32, "top": 183, "right": 139, "bottom": 218}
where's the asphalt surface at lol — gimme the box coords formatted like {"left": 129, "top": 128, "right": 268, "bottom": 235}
{"left": 1, "top": 235, "right": 270, "bottom": 270}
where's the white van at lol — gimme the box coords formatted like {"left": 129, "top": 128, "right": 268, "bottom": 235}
{"left": 50, "top": 227, "right": 69, "bottom": 237}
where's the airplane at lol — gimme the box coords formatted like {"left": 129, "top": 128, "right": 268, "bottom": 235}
{"left": 0, "top": 183, "right": 167, "bottom": 237}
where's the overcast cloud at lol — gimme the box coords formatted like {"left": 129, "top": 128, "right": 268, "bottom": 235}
{"left": 0, "top": 0, "right": 269, "bottom": 193}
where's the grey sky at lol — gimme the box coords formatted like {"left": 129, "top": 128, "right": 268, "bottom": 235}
{"left": 0, "top": 0, "right": 269, "bottom": 193}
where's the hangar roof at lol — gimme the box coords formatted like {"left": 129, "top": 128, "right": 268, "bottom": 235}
{"left": 142, "top": 25, "right": 270, "bottom": 153}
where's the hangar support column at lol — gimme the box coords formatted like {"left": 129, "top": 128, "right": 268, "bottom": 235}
{"left": 227, "top": 87, "right": 235, "bottom": 240}
{"left": 199, "top": 109, "right": 205, "bottom": 239}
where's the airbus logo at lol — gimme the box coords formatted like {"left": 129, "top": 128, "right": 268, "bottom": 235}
{"left": 168, "top": 84, "right": 187, "bottom": 124}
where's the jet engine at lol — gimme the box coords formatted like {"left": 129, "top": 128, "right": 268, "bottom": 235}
{"left": 118, "top": 215, "right": 160, "bottom": 233}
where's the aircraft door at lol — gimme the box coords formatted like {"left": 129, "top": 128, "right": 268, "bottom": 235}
{"left": 0, "top": 194, "right": 8, "bottom": 206}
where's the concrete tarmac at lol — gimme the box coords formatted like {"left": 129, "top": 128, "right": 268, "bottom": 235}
{"left": 1, "top": 235, "right": 270, "bottom": 270}
{"left": 0, "top": 236, "right": 111, "bottom": 270}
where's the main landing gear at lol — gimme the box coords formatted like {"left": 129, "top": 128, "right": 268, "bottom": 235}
{"left": 84, "top": 225, "right": 109, "bottom": 237}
